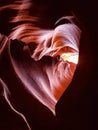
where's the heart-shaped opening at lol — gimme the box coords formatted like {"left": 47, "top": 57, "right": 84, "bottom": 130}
{"left": 10, "top": 17, "right": 81, "bottom": 115}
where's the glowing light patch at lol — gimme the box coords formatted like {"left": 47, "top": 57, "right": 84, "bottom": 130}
{"left": 61, "top": 53, "right": 79, "bottom": 64}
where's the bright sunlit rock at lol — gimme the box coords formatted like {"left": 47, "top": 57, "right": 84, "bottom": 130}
{"left": 61, "top": 53, "right": 79, "bottom": 64}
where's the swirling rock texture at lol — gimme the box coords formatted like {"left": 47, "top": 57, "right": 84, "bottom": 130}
{"left": 0, "top": 0, "right": 98, "bottom": 130}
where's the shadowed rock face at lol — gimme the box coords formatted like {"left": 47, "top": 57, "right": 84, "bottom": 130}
{"left": 0, "top": 0, "right": 98, "bottom": 130}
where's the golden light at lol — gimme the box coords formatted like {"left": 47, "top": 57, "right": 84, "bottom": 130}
{"left": 61, "top": 53, "right": 79, "bottom": 64}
